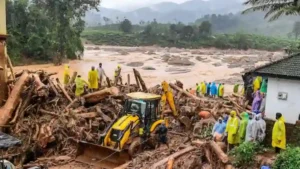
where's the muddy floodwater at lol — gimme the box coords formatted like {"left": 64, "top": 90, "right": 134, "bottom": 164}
{"left": 15, "top": 45, "right": 284, "bottom": 95}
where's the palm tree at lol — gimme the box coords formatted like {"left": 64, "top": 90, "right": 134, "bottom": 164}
{"left": 243, "top": 0, "right": 300, "bottom": 21}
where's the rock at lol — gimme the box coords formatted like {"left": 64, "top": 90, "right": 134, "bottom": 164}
{"left": 161, "top": 54, "right": 171, "bottom": 62}
{"left": 146, "top": 50, "right": 156, "bottom": 55}
{"left": 212, "top": 62, "right": 222, "bottom": 67}
{"left": 196, "top": 56, "right": 206, "bottom": 61}
{"left": 119, "top": 51, "right": 129, "bottom": 55}
{"left": 94, "top": 46, "right": 100, "bottom": 50}
{"left": 86, "top": 46, "right": 94, "bottom": 50}
{"left": 165, "top": 67, "right": 191, "bottom": 74}
{"left": 126, "top": 62, "right": 144, "bottom": 67}
{"left": 142, "top": 66, "right": 156, "bottom": 70}
{"left": 168, "top": 56, "right": 195, "bottom": 66}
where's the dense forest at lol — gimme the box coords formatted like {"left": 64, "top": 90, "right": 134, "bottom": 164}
{"left": 6, "top": 0, "right": 100, "bottom": 65}
{"left": 82, "top": 17, "right": 300, "bottom": 51}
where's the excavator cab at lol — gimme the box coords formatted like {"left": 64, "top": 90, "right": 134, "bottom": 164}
{"left": 75, "top": 92, "right": 166, "bottom": 169}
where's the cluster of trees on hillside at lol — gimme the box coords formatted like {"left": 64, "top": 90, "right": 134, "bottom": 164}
{"left": 6, "top": 0, "right": 100, "bottom": 65}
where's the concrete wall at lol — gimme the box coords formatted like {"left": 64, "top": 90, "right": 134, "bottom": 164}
{"left": 265, "top": 77, "right": 300, "bottom": 124}
{"left": 0, "top": 0, "right": 6, "bottom": 35}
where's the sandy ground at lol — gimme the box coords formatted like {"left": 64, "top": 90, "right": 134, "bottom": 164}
{"left": 14, "top": 45, "right": 284, "bottom": 95}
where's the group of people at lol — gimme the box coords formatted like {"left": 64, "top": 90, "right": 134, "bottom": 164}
{"left": 212, "top": 111, "right": 266, "bottom": 151}
{"left": 63, "top": 63, "right": 122, "bottom": 96}
{"left": 189, "top": 82, "right": 225, "bottom": 98}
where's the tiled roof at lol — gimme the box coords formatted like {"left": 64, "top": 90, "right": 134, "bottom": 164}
{"left": 246, "top": 53, "right": 300, "bottom": 79}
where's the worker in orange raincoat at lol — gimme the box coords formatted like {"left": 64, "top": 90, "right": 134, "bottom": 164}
{"left": 88, "top": 66, "right": 99, "bottom": 92}
{"left": 272, "top": 113, "right": 286, "bottom": 153}
{"left": 226, "top": 111, "right": 240, "bottom": 150}
{"left": 63, "top": 64, "right": 70, "bottom": 85}
{"left": 161, "top": 81, "right": 177, "bottom": 117}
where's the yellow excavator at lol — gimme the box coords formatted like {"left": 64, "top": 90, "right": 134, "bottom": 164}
{"left": 75, "top": 82, "right": 190, "bottom": 168}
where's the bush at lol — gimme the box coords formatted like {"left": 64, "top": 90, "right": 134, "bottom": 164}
{"left": 273, "top": 146, "right": 300, "bottom": 169}
{"left": 229, "top": 142, "right": 262, "bottom": 168}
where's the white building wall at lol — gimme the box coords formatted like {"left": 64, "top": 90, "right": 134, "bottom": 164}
{"left": 265, "top": 77, "right": 300, "bottom": 124}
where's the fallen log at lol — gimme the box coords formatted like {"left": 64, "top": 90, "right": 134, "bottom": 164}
{"left": 40, "top": 109, "right": 59, "bottom": 117}
{"left": 169, "top": 131, "right": 186, "bottom": 137}
{"left": 19, "top": 86, "right": 34, "bottom": 120}
{"left": 56, "top": 78, "right": 73, "bottom": 102}
{"left": 83, "top": 87, "right": 119, "bottom": 104}
{"left": 167, "top": 157, "right": 174, "bottom": 169}
{"left": 96, "top": 106, "right": 112, "bottom": 122}
{"left": 76, "top": 112, "right": 99, "bottom": 119}
{"left": 0, "top": 71, "right": 29, "bottom": 127}
{"left": 9, "top": 99, "right": 22, "bottom": 124}
{"left": 7, "top": 55, "right": 15, "bottom": 81}
{"left": 169, "top": 83, "right": 202, "bottom": 102}
{"left": 48, "top": 79, "right": 60, "bottom": 96}
{"left": 33, "top": 74, "right": 48, "bottom": 97}
{"left": 133, "top": 68, "right": 147, "bottom": 91}
{"left": 69, "top": 71, "right": 77, "bottom": 85}
{"left": 191, "top": 140, "right": 206, "bottom": 147}
{"left": 114, "top": 162, "right": 131, "bottom": 169}
{"left": 209, "top": 141, "right": 228, "bottom": 163}
{"left": 150, "top": 146, "right": 195, "bottom": 169}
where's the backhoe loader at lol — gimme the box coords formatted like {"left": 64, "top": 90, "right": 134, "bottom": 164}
{"left": 75, "top": 90, "right": 191, "bottom": 168}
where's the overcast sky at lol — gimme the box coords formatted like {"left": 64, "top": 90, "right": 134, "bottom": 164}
{"left": 101, "top": 0, "right": 190, "bottom": 11}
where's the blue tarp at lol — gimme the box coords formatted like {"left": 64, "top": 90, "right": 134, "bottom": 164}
{"left": 0, "top": 132, "right": 21, "bottom": 149}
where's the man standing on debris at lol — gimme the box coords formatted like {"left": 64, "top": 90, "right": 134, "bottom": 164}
{"left": 245, "top": 113, "right": 256, "bottom": 142}
{"left": 238, "top": 112, "right": 249, "bottom": 143}
{"left": 272, "top": 113, "right": 286, "bottom": 153}
{"left": 201, "top": 82, "right": 206, "bottom": 96}
{"left": 218, "top": 83, "right": 224, "bottom": 98}
{"left": 196, "top": 83, "right": 201, "bottom": 97}
{"left": 226, "top": 111, "right": 240, "bottom": 150}
{"left": 63, "top": 64, "right": 70, "bottom": 85}
{"left": 75, "top": 75, "right": 89, "bottom": 97}
{"left": 88, "top": 66, "right": 99, "bottom": 92}
{"left": 155, "top": 121, "right": 169, "bottom": 148}
{"left": 206, "top": 82, "right": 211, "bottom": 96}
{"left": 210, "top": 82, "right": 217, "bottom": 98}
{"left": 97, "top": 63, "right": 107, "bottom": 88}
{"left": 114, "top": 65, "right": 122, "bottom": 85}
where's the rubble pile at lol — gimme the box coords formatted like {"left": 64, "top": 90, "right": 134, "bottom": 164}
{"left": 1, "top": 67, "right": 250, "bottom": 168}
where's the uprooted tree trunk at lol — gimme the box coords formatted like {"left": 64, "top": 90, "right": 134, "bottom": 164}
{"left": 209, "top": 141, "right": 229, "bottom": 164}
{"left": 33, "top": 74, "right": 49, "bottom": 97}
{"left": 83, "top": 87, "right": 119, "bottom": 104}
{"left": 169, "top": 83, "right": 202, "bottom": 102}
{"left": 0, "top": 71, "right": 29, "bottom": 127}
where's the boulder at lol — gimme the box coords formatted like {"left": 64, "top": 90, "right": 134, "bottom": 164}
{"left": 142, "top": 66, "right": 156, "bottom": 70}
{"left": 126, "top": 62, "right": 144, "bottom": 67}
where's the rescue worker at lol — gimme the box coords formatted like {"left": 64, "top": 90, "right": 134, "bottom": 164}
{"left": 201, "top": 82, "right": 206, "bottom": 96}
{"left": 196, "top": 83, "right": 201, "bottom": 97}
{"left": 218, "top": 83, "right": 224, "bottom": 98}
{"left": 114, "top": 65, "right": 122, "bottom": 85}
{"left": 63, "top": 64, "right": 70, "bottom": 85}
{"left": 260, "top": 79, "right": 268, "bottom": 94}
{"left": 161, "top": 81, "right": 177, "bottom": 116}
{"left": 253, "top": 113, "right": 266, "bottom": 142}
{"left": 212, "top": 117, "right": 227, "bottom": 141}
{"left": 210, "top": 82, "right": 217, "bottom": 98}
{"left": 272, "top": 113, "right": 286, "bottom": 153}
{"left": 253, "top": 76, "right": 262, "bottom": 92}
{"left": 155, "top": 121, "right": 169, "bottom": 148}
{"left": 245, "top": 113, "right": 256, "bottom": 142}
{"left": 252, "top": 91, "right": 262, "bottom": 113}
{"left": 233, "top": 84, "right": 239, "bottom": 93}
{"left": 238, "top": 112, "right": 249, "bottom": 143}
{"left": 75, "top": 75, "right": 89, "bottom": 97}
{"left": 226, "top": 111, "right": 240, "bottom": 151}
{"left": 88, "top": 66, "right": 99, "bottom": 92}
{"left": 206, "top": 82, "right": 211, "bottom": 96}
{"left": 97, "top": 63, "right": 107, "bottom": 88}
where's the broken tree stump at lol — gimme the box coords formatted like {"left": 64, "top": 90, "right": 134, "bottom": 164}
{"left": 150, "top": 146, "right": 195, "bottom": 169}
{"left": 209, "top": 141, "right": 229, "bottom": 163}
{"left": 83, "top": 87, "right": 119, "bottom": 104}
{"left": 133, "top": 68, "right": 147, "bottom": 91}
{"left": 33, "top": 74, "right": 49, "bottom": 97}
{"left": 69, "top": 71, "right": 77, "bottom": 85}
{"left": 0, "top": 71, "right": 29, "bottom": 127}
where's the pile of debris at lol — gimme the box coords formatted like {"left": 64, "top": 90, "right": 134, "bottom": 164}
{"left": 1, "top": 66, "right": 250, "bottom": 168}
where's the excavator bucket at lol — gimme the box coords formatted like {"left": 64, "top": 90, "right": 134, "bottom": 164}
{"left": 75, "top": 141, "right": 130, "bottom": 169}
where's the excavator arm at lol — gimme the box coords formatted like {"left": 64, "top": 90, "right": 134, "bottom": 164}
{"left": 161, "top": 81, "right": 191, "bottom": 129}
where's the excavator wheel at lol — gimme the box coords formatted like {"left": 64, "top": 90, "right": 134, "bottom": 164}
{"left": 128, "top": 139, "right": 141, "bottom": 158}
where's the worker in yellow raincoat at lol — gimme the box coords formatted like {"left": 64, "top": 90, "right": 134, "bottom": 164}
{"left": 114, "top": 65, "right": 122, "bottom": 85}
{"left": 238, "top": 112, "right": 249, "bottom": 143}
{"left": 218, "top": 83, "right": 224, "bottom": 98}
{"left": 88, "top": 66, "right": 99, "bottom": 91}
{"left": 272, "top": 113, "right": 286, "bottom": 153}
{"left": 226, "top": 111, "right": 240, "bottom": 150}
{"left": 63, "top": 64, "right": 70, "bottom": 85}
{"left": 253, "top": 76, "right": 262, "bottom": 92}
{"left": 201, "top": 82, "right": 206, "bottom": 95}
{"left": 75, "top": 75, "right": 89, "bottom": 97}
{"left": 161, "top": 81, "right": 177, "bottom": 116}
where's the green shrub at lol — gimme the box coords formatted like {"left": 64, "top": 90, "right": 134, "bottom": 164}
{"left": 273, "top": 146, "right": 300, "bottom": 169}
{"left": 229, "top": 142, "right": 262, "bottom": 168}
